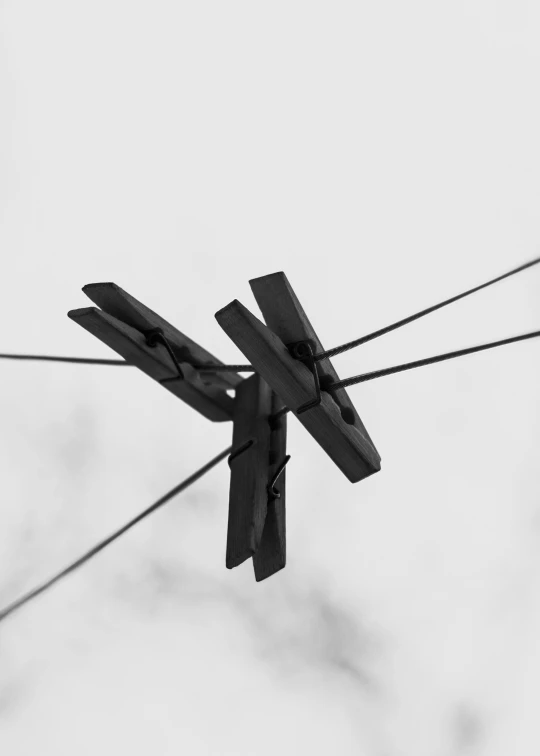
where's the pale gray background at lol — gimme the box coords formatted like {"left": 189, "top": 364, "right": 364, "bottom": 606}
{"left": 1, "top": 2, "right": 540, "bottom": 754}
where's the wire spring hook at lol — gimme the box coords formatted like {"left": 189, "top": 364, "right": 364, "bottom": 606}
{"left": 227, "top": 439, "right": 255, "bottom": 467}
{"left": 289, "top": 340, "right": 321, "bottom": 414}
{"left": 267, "top": 455, "right": 291, "bottom": 499}
{"left": 144, "top": 327, "right": 185, "bottom": 383}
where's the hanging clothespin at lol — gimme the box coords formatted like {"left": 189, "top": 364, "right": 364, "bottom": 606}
{"left": 68, "top": 283, "right": 243, "bottom": 422}
{"left": 226, "top": 372, "right": 289, "bottom": 581}
{"left": 216, "top": 272, "right": 381, "bottom": 482}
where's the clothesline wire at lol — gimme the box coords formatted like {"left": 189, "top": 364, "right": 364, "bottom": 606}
{"left": 328, "top": 329, "right": 540, "bottom": 390}
{"left": 2, "top": 326, "right": 533, "bottom": 623}
{"left": 0, "top": 446, "right": 231, "bottom": 625}
{"left": 0, "top": 354, "right": 128, "bottom": 365}
{"left": 193, "top": 254, "right": 540, "bottom": 370}
{"left": 0, "top": 256, "right": 539, "bottom": 621}
{"left": 316, "top": 253, "right": 540, "bottom": 360}
{"left": 2, "top": 254, "right": 538, "bottom": 372}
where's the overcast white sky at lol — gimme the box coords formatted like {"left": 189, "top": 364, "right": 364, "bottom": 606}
{"left": 1, "top": 2, "right": 540, "bottom": 754}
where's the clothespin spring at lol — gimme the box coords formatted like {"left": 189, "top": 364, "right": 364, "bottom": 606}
{"left": 144, "top": 327, "right": 185, "bottom": 383}
{"left": 227, "top": 436, "right": 291, "bottom": 499}
{"left": 228, "top": 438, "right": 255, "bottom": 467}
{"left": 288, "top": 340, "right": 322, "bottom": 414}
{"left": 267, "top": 454, "right": 291, "bottom": 499}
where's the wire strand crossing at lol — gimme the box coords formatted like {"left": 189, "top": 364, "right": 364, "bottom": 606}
{"left": 0, "top": 446, "right": 231, "bottom": 624}
{"left": 4, "top": 256, "right": 538, "bottom": 374}
{"left": 315, "top": 255, "right": 540, "bottom": 361}
{"left": 329, "top": 329, "right": 540, "bottom": 389}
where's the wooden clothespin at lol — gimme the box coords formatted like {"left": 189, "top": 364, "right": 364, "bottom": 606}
{"left": 68, "top": 283, "right": 243, "bottom": 422}
{"left": 226, "top": 372, "right": 289, "bottom": 581}
{"left": 216, "top": 272, "right": 381, "bottom": 482}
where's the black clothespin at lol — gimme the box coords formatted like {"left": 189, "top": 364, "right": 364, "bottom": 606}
{"left": 216, "top": 272, "right": 381, "bottom": 482}
{"left": 226, "top": 373, "right": 289, "bottom": 581}
{"left": 68, "top": 282, "right": 243, "bottom": 422}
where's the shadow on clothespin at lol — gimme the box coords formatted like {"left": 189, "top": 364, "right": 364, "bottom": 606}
{"left": 68, "top": 283, "right": 243, "bottom": 422}
{"left": 226, "top": 373, "right": 289, "bottom": 581}
{"left": 216, "top": 272, "right": 381, "bottom": 482}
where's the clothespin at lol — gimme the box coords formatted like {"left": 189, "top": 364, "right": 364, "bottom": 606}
{"left": 226, "top": 372, "right": 289, "bottom": 581}
{"left": 216, "top": 272, "right": 381, "bottom": 482}
{"left": 68, "top": 283, "right": 243, "bottom": 422}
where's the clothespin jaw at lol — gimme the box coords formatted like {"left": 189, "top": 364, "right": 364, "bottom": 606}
{"left": 216, "top": 272, "right": 381, "bottom": 483}
{"left": 226, "top": 373, "right": 288, "bottom": 581}
{"left": 68, "top": 283, "right": 243, "bottom": 422}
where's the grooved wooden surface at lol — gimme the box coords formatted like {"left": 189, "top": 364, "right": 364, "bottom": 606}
{"left": 227, "top": 374, "right": 272, "bottom": 568}
{"left": 227, "top": 374, "right": 287, "bottom": 578}
{"left": 252, "top": 389, "right": 287, "bottom": 582}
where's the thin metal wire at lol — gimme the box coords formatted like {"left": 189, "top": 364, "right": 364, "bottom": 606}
{"left": 0, "top": 354, "right": 128, "bottom": 365}
{"left": 4, "top": 257, "right": 539, "bottom": 373}
{"left": 194, "top": 363, "right": 254, "bottom": 372}
{"left": 145, "top": 329, "right": 253, "bottom": 374}
{"left": 2, "top": 258, "right": 537, "bottom": 619}
{"left": 0, "top": 351, "right": 253, "bottom": 373}
{"left": 328, "top": 329, "right": 540, "bottom": 389}
{"left": 0, "top": 446, "right": 232, "bottom": 624}
{"left": 315, "top": 255, "right": 540, "bottom": 361}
